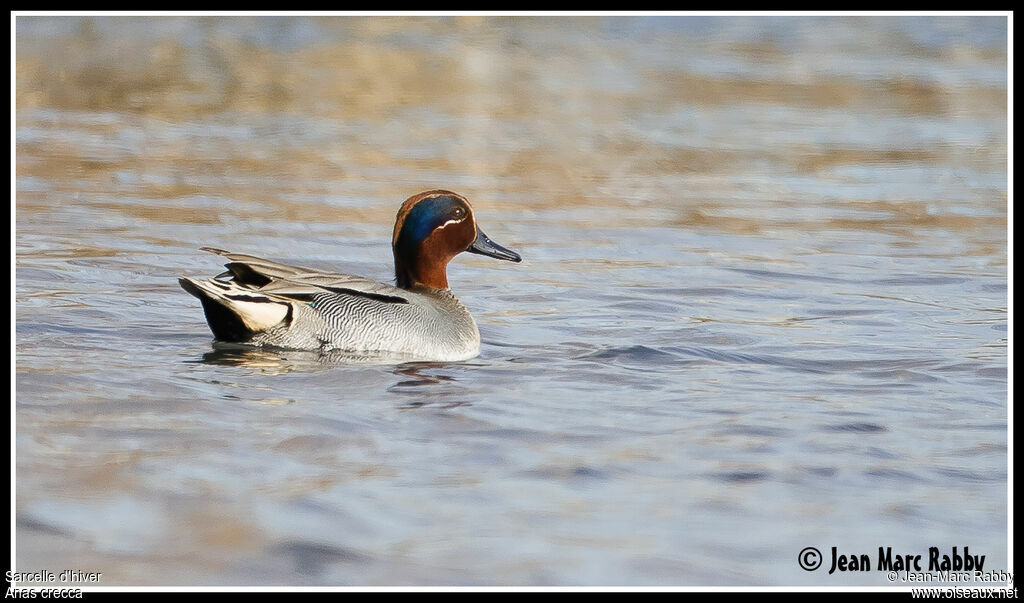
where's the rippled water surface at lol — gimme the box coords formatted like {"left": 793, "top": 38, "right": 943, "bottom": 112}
{"left": 15, "top": 15, "right": 1008, "bottom": 586}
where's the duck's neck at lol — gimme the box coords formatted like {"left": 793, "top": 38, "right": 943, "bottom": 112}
{"left": 394, "top": 242, "right": 451, "bottom": 290}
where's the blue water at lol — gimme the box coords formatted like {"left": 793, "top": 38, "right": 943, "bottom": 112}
{"left": 14, "top": 15, "right": 1008, "bottom": 586}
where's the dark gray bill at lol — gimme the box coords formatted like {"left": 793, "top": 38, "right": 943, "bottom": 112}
{"left": 468, "top": 228, "right": 522, "bottom": 262}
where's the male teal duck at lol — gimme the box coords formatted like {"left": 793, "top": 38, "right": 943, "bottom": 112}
{"left": 179, "top": 190, "right": 522, "bottom": 361}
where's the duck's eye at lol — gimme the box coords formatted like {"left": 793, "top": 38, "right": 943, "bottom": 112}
{"left": 452, "top": 207, "right": 466, "bottom": 220}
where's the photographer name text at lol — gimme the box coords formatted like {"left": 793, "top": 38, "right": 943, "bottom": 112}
{"left": 829, "top": 546, "right": 986, "bottom": 574}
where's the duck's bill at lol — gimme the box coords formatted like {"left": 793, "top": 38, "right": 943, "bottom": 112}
{"left": 469, "top": 228, "right": 522, "bottom": 262}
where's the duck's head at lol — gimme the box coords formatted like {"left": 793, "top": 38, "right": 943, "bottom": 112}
{"left": 392, "top": 190, "right": 521, "bottom": 290}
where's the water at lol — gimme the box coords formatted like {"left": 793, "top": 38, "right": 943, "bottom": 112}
{"left": 14, "top": 15, "right": 1008, "bottom": 586}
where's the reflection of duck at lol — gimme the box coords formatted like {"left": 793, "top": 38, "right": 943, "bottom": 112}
{"left": 180, "top": 190, "right": 521, "bottom": 361}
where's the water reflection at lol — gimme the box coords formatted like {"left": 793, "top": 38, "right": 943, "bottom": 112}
{"left": 194, "top": 344, "right": 472, "bottom": 409}
{"left": 389, "top": 364, "right": 470, "bottom": 409}
{"left": 15, "top": 15, "right": 1007, "bottom": 586}
{"left": 196, "top": 343, "right": 438, "bottom": 370}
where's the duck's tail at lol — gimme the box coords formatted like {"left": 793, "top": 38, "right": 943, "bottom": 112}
{"left": 178, "top": 277, "right": 291, "bottom": 342}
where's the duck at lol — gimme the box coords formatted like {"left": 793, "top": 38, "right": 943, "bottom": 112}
{"left": 178, "top": 190, "right": 522, "bottom": 362}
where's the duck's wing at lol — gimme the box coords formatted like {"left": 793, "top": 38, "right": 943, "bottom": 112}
{"left": 201, "top": 247, "right": 413, "bottom": 304}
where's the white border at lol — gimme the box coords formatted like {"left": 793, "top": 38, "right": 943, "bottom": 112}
{"left": 10, "top": 9, "right": 1014, "bottom": 593}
